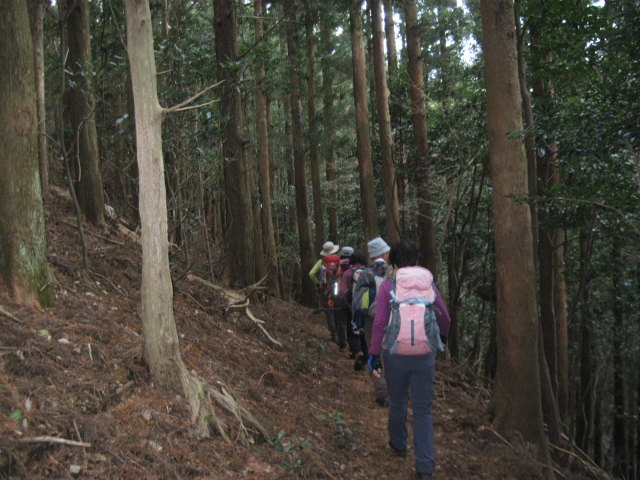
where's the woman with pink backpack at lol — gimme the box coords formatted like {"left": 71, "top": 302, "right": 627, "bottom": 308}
{"left": 368, "top": 239, "right": 451, "bottom": 480}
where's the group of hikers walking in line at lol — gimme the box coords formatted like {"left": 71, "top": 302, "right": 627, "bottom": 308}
{"left": 309, "top": 236, "right": 452, "bottom": 480}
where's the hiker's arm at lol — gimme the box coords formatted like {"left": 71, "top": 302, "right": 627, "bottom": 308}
{"left": 433, "top": 284, "right": 451, "bottom": 339}
{"left": 369, "top": 280, "right": 392, "bottom": 356}
{"left": 308, "top": 259, "right": 322, "bottom": 282}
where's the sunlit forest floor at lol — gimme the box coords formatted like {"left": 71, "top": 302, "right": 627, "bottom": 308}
{"left": 0, "top": 189, "right": 611, "bottom": 479}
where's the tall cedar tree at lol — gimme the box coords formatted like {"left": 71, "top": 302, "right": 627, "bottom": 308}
{"left": 125, "top": 0, "right": 214, "bottom": 437}
{"left": 285, "top": 0, "right": 316, "bottom": 306}
{"left": 514, "top": 9, "right": 562, "bottom": 442}
{"left": 214, "top": 0, "right": 257, "bottom": 287}
{"left": 349, "top": 0, "right": 379, "bottom": 243}
{"left": 370, "top": 0, "right": 401, "bottom": 244}
{"left": 61, "top": 0, "right": 105, "bottom": 227}
{"left": 305, "top": 2, "right": 325, "bottom": 254}
{"left": 404, "top": 0, "right": 437, "bottom": 272}
{"left": 528, "top": 10, "right": 570, "bottom": 423}
{"left": 480, "top": 0, "right": 553, "bottom": 475}
{"left": 27, "top": 0, "right": 48, "bottom": 199}
{"left": 320, "top": 13, "right": 339, "bottom": 240}
{"left": 0, "top": 0, "right": 53, "bottom": 308}
{"left": 255, "top": 0, "right": 281, "bottom": 297}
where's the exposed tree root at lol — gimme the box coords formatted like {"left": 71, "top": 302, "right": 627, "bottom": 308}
{"left": 179, "top": 367, "right": 268, "bottom": 444}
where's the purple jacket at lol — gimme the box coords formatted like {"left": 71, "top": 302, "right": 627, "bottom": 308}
{"left": 369, "top": 278, "right": 451, "bottom": 356}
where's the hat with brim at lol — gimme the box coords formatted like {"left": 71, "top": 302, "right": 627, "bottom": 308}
{"left": 320, "top": 241, "right": 340, "bottom": 257}
{"left": 339, "top": 246, "right": 354, "bottom": 258}
{"left": 367, "top": 237, "right": 390, "bottom": 258}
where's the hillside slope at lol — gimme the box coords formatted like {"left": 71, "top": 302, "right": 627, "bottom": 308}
{"left": 0, "top": 192, "right": 608, "bottom": 480}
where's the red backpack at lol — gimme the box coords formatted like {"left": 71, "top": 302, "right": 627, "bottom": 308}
{"left": 320, "top": 254, "right": 341, "bottom": 297}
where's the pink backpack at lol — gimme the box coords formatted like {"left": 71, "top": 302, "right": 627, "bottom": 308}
{"left": 382, "top": 266, "right": 444, "bottom": 355}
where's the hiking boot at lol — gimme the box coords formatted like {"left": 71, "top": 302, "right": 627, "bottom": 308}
{"left": 388, "top": 441, "right": 407, "bottom": 458}
{"left": 416, "top": 473, "right": 432, "bottom": 480}
{"left": 330, "top": 331, "right": 340, "bottom": 344}
{"left": 353, "top": 352, "right": 366, "bottom": 371}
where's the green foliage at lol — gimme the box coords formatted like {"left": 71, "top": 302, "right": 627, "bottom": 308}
{"left": 320, "top": 411, "right": 362, "bottom": 449}
{"left": 10, "top": 408, "right": 23, "bottom": 424}
{"left": 267, "top": 429, "right": 311, "bottom": 474}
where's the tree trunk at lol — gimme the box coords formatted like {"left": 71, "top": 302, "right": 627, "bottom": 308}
{"left": 526, "top": 3, "right": 571, "bottom": 423}
{"left": 306, "top": 2, "right": 325, "bottom": 253}
{"left": 535, "top": 106, "right": 570, "bottom": 429}
{"left": 383, "top": 0, "right": 398, "bottom": 76}
{"left": 553, "top": 230, "right": 569, "bottom": 421}
{"left": 349, "top": 0, "right": 379, "bottom": 242}
{"left": 446, "top": 162, "right": 486, "bottom": 361}
{"left": 125, "top": 0, "right": 213, "bottom": 438}
{"left": 576, "top": 228, "right": 594, "bottom": 453}
{"left": 286, "top": 0, "right": 316, "bottom": 306}
{"left": 255, "top": 0, "right": 281, "bottom": 297}
{"left": 27, "top": 0, "right": 48, "bottom": 200}
{"left": 404, "top": 0, "right": 437, "bottom": 272}
{"left": 612, "top": 236, "right": 628, "bottom": 478}
{"left": 480, "top": 0, "right": 553, "bottom": 474}
{"left": 213, "top": 0, "right": 257, "bottom": 288}
{"left": 61, "top": 0, "right": 105, "bottom": 227}
{"left": 515, "top": 5, "right": 566, "bottom": 433}
{"left": 320, "top": 15, "right": 339, "bottom": 240}
{"left": 370, "top": 0, "right": 400, "bottom": 244}
{"left": 0, "top": 0, "right": 53, "bottom": 308}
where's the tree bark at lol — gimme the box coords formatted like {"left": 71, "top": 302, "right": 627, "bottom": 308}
{"left": 576, "top": 228, "right": 594, "bottom": 453}
{"left": 404, "top": 0, "right": 437, "bottom": 272}
{"left": 524, "top": 3, "right": 570, "bottom": 423}
{"left": 0, "top": 0, "right": 53, "bottom": 308}
{"left": 480, "top": 0, "right": 553, "bottom": 474}
{"left": 611, "top": 236, "right": 628, "bottom": 478}
{"left": 349, "top": 0, "right": 379, "bottom": 243}
{"left": 255, "top": 0, "right": 281, "bottom": 297}
{"left": 383, "top": 0, "right": 398, "bottom": 76}
{"left": 306, "top": 2, "right": 325, "bottom": 253}
{"left": 320, "top": 15, "right": 339, "bottom": 240}
{"left": 370, "top": 0, "right": 401, "bottom": 244}
{"left": 27, "top": 0, "right": 48, "bottom": 200}
{"left": 285, "top": 0, "right": 316, "bottom": 306}
{"left": 61, "top": 0, "right": 105, "bottom": 227}
{"left": 125, "top": 0, "right": 213, "bottom": 438}
{"left": 213, "top": 0, "right": 257, "bottom": 287}
{"left": 515, "top": 5, "right": 564, "bottom": 436}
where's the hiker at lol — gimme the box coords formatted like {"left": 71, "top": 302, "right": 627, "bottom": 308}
{"left": 342, "top": 251, "right": 369, "bottom": 368}
{"left": 336, "top": 247, "right": 360, "bottom": 358}
{"left": 309, "top": 241, "right": 342, "bottom": 345}
{"left": 331, "top": 246, "right": 355, "bottom": 352}
{"left": 368, "top": 239, "right": 451, "bottom": 480}
{"left": 351, "top": 236, "right": 391, "bottom": 406}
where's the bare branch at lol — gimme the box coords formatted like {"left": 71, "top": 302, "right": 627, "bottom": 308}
{"left": 162, "top": 81, "right": 224, "bottom": 115}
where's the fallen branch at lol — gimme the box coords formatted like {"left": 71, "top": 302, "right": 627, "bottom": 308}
{"left": 245, "top": 307, "right": 282, "bottom": 348}
{"left": 186, "top": 274, "right": 281, "bottom": 348}
{"left": 549, "top": 441, "right": 613, "bottom": 480}
{"left": 13, "top": 436, "right": 90, "bottom": 448}
{"left": 0, "top": 305, "right": 22, "bottom": 324}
